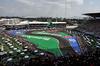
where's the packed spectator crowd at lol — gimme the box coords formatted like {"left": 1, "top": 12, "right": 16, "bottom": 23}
{"left": 76, "top": 20, "right": 100, "bottom": 36}
{"left": 0, "top": 51, "right": 100, "bottom": 66}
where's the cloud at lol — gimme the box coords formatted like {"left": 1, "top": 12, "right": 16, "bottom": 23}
{"left": 45, "top": 0, "right": 71, "bottom": 9}
{"left": 89, "top": 2, "right": 93, "bottom": 5}
{"left": 66, "top": 4, "right": 71, "bottom": 8}
{"left": 67, "top": 0, "right": 84, "bottom": 5}
{"left": 85, "top": 7, "right": 100, "bottom": 13}
{"left": 1, "top": 0, "right": 97, "bottom": 18}
{"left": 17, "top": 0, "right": 35, "bottom": 6}
{"left": 0, "top": 7, "right": 6, "bottom": 11}
{"left": 21, "top": 8, "right": 33, "bottom": 13}
{"left": 0, "top": 6, "right": 16, "bottom": 12}
{"left": 0, "top": 6, "right": 19, "bottom": 16}
{"left": 45, "top": 0, "right": 62, "bottom": 3}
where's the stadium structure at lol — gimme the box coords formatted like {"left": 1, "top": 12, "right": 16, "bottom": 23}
{"left": 0, "top": 13, "right": 100, "bottom": 66}
{"left": 76, "top": 12, "right": 100, "bottom": 37}
{"left": 2, "top": 19, "right": 66, "bottom": 30}
{"left": 83, "top": 12, "right": 100, "bottom": 19}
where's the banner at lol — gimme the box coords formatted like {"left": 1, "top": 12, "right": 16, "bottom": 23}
{"left": 63, "top": 37, "right": 81, "bottom": 53}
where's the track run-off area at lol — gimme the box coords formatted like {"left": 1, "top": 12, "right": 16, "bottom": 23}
{"left": 9, "top": 30, "right": 81, "bottom": 56}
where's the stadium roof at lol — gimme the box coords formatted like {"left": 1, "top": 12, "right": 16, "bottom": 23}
{"left": 83, "top": 13, "right": 100, "bottom": 17}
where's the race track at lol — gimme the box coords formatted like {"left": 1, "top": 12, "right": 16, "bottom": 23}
{"left": 24, "top": 31, "right": 78, "bottom": 56}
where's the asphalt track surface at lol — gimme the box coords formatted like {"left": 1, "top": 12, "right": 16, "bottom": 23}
{"left": 24, "top": 31, "right": 78, "bottom": 56}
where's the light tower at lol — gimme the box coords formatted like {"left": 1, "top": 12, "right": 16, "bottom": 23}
{"left": 65, "top": 0, "right": 66, "bottom": 19}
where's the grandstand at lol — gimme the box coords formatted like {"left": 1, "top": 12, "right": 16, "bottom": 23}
{"left": 2, "top": 19, "right": 66, "bottom": 30}
{"left": 76, "top": 13, "right": 100, "bottom": 37}
{"left": 74, "top": 12, "right": 100, "bottom": 55}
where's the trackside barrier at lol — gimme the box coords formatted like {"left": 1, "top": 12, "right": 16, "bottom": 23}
{"left": 77, "top": 37, "right": 85, "bottom": 53}
{"left": 8, "top": 28, "right": 64, "bottom": 35}
{"left": 73, "top": 48, "right": 79, "bottom": 54}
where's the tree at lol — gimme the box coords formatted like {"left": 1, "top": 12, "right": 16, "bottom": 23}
{"left": 67, "top": 19, "right": 73, "bottom": 25}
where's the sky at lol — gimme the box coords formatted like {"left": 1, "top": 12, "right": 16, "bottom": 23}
{"left": 0, "top": 0, "right": 100, "bottom": 18}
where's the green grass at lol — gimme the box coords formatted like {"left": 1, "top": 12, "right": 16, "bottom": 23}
{"left": 20, "top": 34, "right": 62, "bottom": 56}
